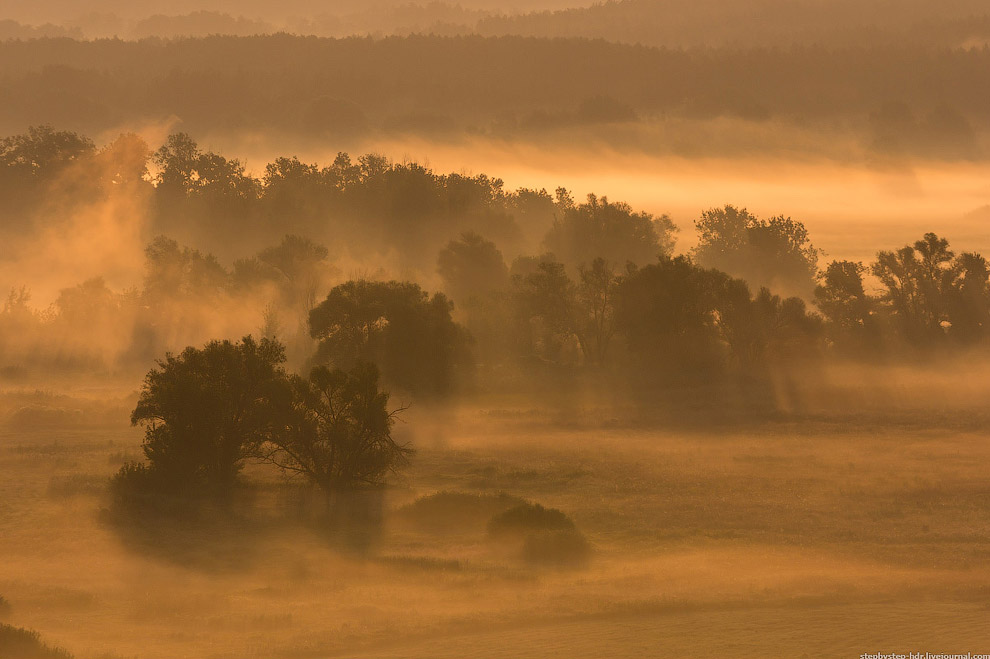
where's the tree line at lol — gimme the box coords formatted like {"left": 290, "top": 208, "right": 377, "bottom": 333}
{"left": 1, "top": 126, "right": 988, "bottom": 397}
{"left": 0, "top": 35, "right": 987, "bottom": 157}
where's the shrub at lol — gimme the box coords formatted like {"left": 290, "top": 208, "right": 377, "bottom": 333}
{"left": 0, "top": 623, "right": 73, "bottom": 659}
{"left": 107, "top": 462, "right": 197, "bottom": 517}
{"left": 397, "top": 491, "right": 526, "bottom": 533}
{"left": 487, "top": 502, "right": 575, "bottom": 537}
{"left": 0, "top": 595, "right": 10, "bottom": 617}
{"left": 522, "top": 529, "right": 592, "bottom": 566}
{"left": 47, "top": 473, "right": 106, "bottom": 498}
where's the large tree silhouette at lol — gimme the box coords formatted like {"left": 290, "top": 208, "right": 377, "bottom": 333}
{"left": 127, "top": 335, "right": 290, "bottom": 493}
{"left": 309, "top": 280, "right": 469, "bottom": 396}
{"left": 257, "top": 362, "right": 412, "bottom": 498}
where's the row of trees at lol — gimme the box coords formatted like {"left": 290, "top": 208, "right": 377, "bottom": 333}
{"left": 435, "top": 219, "right": 989, "bottom": 372}
{"left": 817, "top": 233, "right": 990, "bottom": 352}
{"left": 0, "top": 128, "right": 509, "bottom": 265}
{"left": 2, "top": 127, "right": 988, "bottom": 394}
{"left": 437, "top": 244, "right": 822, "bottom": 380}
{"left": 7, "top": 224, "right": 981, "bottom": 404}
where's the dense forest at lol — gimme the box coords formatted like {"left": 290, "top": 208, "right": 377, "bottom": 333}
{"left": 4, "top": 0, "right": 990, "bottom": 46}
{"left": 0, "top": 35, "right": 987, "bottom": 158}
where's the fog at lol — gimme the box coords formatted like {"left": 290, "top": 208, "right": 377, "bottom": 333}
{"left": 2, "top": 4, "right": 990, "bottom": 659}
{"left": 4, "top": 0, "right": 990, "bottom": 46}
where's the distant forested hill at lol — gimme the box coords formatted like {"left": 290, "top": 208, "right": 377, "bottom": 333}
{"left": 477, "top": 0, "right": 990, "bottom": 48}
{"left": 0, "top": 34, "right": 986, "bottom": 156}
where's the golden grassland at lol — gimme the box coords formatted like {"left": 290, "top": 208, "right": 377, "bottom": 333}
{"left": 0, "top": 384, "right": 988, "bottom": 658}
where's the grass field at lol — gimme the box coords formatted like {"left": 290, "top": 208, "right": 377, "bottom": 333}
{"left": 0, "top": 385, "right": 988, "bottom": 658}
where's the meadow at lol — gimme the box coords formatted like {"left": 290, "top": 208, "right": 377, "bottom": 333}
{"left": 2, "top": 374, "right": 988, "bottom": 658}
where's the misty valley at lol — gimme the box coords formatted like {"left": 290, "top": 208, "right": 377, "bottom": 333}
{"left": 1, "top": 6, "right": 990, "bottom": 658}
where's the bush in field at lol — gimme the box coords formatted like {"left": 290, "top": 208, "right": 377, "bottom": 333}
{"left": 487, "top": 502, "right": 575, "bottom": 537}
{"left": 108, "top": 462, "right": 177, "bottom": 513}
{"left": 110, "top": 338, "right": 416, "bottom": 523}
{"left": 0, "top": 624, "right": 73, "bottom": 659}
{"left": 522, "top": 529, "right": 592, "bottom": 566}
{"left": 396, "top": 491, "right": 526, "bottom": 533}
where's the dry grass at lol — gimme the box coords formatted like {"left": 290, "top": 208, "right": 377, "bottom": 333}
{"left": 0, "top": 385, "right": 988, "bottom": 658}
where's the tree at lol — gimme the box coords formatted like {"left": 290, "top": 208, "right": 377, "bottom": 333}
{"left": 260, "top": 156, "right": 324, "bottom": 222}
{"left": 693, "top": 205, "right": 820, "bottom": 298}
{"left": 614, "top": 256, "right": 822, "bottom": 387}
{"left": 309, "top": 280, "right": 469, "bottom": 396}
{"left": 871, "top": 234, "right": 990, "bottom": 347}
{"left": 142, "top": 236, "right": 229, "bottom": 301}
{"left": 871, "top": 232, "right": 955, "bottom": 344}
{"left": 0, "top": 125, "right": 95, "bottom": 181}
{"left": 0, "top": 125, "right": 98, "bottom": 224}
{"left": 814, "top": 260, "right": 878, "bottom": 352}
{"left": 948, "top": 252, "right": 990, "bottom": 343}
{"left": 256, "top": 234, "right": 333, "bottom": 312}
{"left": 98, "top": 133, "right": 152, "bottom": 187}
{"left": 543, "top": 193, "right": 676, "bottom": 272}
{"left": 512, "top": 260, "right": 583, "bottom": 365}
{"left": 152, "top": 133, "right": 201, "bottom": 195}
{"left": 151, "top": 133, "right": 260, "bottom": 244}
{"left": 153, "top": 133, "right": 258, "bottom": 200}
{"left": 127, "top": 336, "right": 290, "bottom": 493}
{"left": 576, "top": 258, "right": 620, "bottom": 366}
{"left": 257, "top": 362, "right": 412, "bottom": 498}
{"left": 613, "top": 256, "right": 729, "bottom": 376}
{"left": 717, "top": 287, "right": 823, "bottom": 369}
{"left": 436, "top": 231, "right": 509, "bottom": 303}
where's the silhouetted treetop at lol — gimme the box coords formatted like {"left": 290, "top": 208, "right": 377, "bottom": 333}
{"left": 693, "top": 205, "right": 820, "bottom": 299}
{"left": 258, "top": 362, "right": 412, "bottom": 495}
{"left": 543, "top": 193, "right": 677, "bottom": 273}
{"left": 437, "top": 231, "right": 509, "bottom": 303}
{"left": 129, "top": 335, "right": 290, "bottom": 491}
{"left": 309, "top": 280, "right": 470, "bottom": 396}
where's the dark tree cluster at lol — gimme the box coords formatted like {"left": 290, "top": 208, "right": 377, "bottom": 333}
{"left": 2, "top": 126, "right": 989, "bottom": 409}
{"left": 113, "top": 336, "right": 410, "bottom": 506}
{"left": 309, "top": 280, "right": 470, "bottom": 397}
{"left": 815, "top": 233, "right": 990, "bottom": 354}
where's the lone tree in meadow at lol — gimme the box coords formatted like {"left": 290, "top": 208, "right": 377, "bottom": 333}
{"left": 113, "top": 336, "right": 414, "bottom": 508}
{"left": 257, "top": 362, "right": 412, "bottom": 499}
{"left": 124, "top": 335, "right": 290, "bottom": 495}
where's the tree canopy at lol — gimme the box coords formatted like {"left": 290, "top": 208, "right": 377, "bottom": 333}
{"left": 693, "top": 205, "right": 821, "bottom": 299}
{"left": 129, "top": 335, "right": 289, "bottom": 492}
{"left": 543, "top": 193, "right": 676, "bottom": 273}
{"left": 258, "top": 362, "right": 412, "bottom": 495}
{"left": 309, "top": 280, "right": 470, "bottom": 396}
